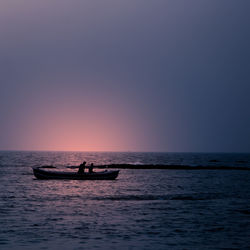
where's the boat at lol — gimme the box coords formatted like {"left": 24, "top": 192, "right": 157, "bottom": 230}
{"left": 32, "top": 167, "right": 119, "bottom": 180}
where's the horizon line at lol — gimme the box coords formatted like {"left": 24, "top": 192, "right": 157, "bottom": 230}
{"left": 0, "top": 149, "right": 249, "bottom": 154}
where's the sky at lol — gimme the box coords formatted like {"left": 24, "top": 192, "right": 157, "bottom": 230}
{"left": 0, "top": 0, "right": 249, "bottom": 152}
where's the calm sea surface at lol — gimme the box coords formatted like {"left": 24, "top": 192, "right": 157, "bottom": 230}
{"left": 0, "top": 151, "right": 249, "bottom": 249}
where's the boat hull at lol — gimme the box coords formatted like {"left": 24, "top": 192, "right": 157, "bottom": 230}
{"left": 33, "top": 167, "right": 119, "bottom": 180}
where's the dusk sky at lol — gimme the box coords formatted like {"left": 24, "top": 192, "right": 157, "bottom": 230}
{"left": 0, "top": 0, "right": 249, "bottom": 152}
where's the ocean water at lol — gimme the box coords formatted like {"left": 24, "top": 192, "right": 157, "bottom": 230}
{"left": 0, "top": 151, "right": 249, "bottom": 249}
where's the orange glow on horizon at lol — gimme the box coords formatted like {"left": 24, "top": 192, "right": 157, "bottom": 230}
{"left": 15, "top": 95, "right": 146, "bottom": 152}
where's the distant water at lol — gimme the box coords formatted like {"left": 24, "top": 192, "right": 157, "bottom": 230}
{"left": 0, "top": 151, "right": 249, "bottom": 249}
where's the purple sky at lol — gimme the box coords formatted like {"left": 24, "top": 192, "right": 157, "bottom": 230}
{"left": 0, "top": 0, "right": 250, "bottom": 152}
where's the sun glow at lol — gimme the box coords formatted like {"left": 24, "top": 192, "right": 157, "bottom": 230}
{"left": 16, "top": 94, "right": 141, "bottom": 151}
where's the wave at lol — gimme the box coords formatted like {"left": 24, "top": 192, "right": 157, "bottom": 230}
{"left": 92, "top": 193, "right": 223, "bottom": 201}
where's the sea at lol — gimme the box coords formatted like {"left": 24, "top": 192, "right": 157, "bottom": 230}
{"left": 0, "top": 151, "right": 249, "bottom": 250}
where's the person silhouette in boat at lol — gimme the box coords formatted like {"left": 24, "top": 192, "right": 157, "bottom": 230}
{"left": 78, "top": 161, "right": 86, "bottom": 174}
{"left": 89, "top": 163, "right": 94, "bottom": 174}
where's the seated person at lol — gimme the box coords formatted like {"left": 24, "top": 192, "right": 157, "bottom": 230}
{"left": 78, "top": 161, "right": 86, "bottom": 174}
{"left": 89, "top": 163, "right": 94, "bottom": 173}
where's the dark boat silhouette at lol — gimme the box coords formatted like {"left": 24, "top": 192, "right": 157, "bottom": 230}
{"left": 33, "top": 167, "right": 119, "bottom": 180}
